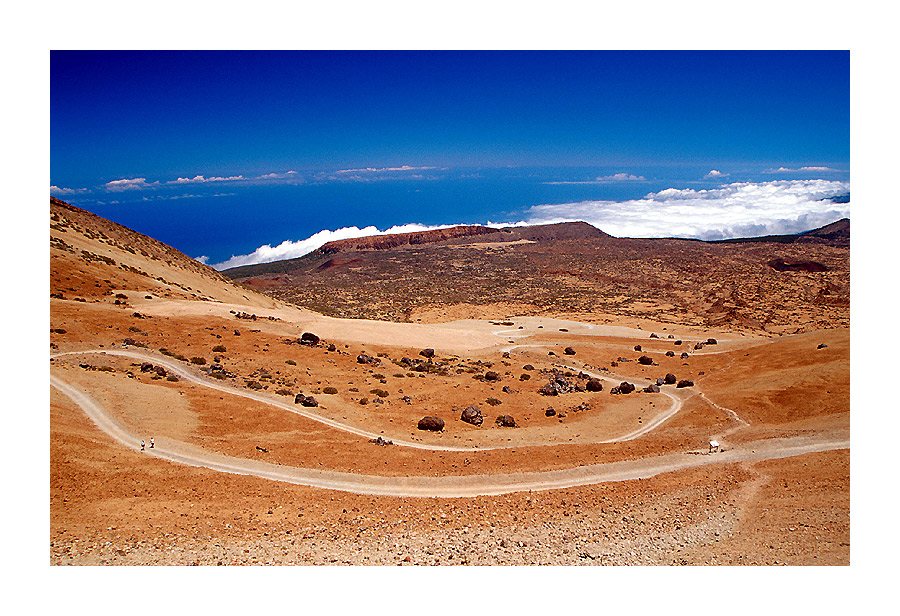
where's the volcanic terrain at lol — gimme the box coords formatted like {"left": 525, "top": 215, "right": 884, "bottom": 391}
{"left": 50, "top": 197, "right": 849, "bottom": 565}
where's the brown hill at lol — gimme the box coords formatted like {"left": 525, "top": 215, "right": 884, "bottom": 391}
{"left": 319, "top": 224, "right": 501, "bottom": 254}
{"left": 50, "top": 196, "right": 279, "bottom": 308}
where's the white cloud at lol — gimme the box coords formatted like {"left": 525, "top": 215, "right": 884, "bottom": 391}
{"left": 256, "top": 170, "right": 301, "bottom": 181}
{"left": 334, "top": 165, "right": 436, "bottom": 174}
{"left": 704, "top": 169, "right": 728, "bottom": 178}
{"left": 103, "top": 177, "right": 159, "bottom": 191}
{"left": 523, "top": 180, "right": 850, "bottom": 241}
{"left": 764, "top": 166, "right": 842, "bottom": 174}
{"left": 171, "top": 174, "right": 245, "bottom": 184}
{"left": 50, "top": 185, "right": 86, "bottom": 195}
{"left": 211, "top": 222, "right": 459, "bottom": 270}
{"left": 597, "top": 173, "right": 646, "bottom": 181}
{"left": 195, "top": 255, "right": 209, "bottom": 265}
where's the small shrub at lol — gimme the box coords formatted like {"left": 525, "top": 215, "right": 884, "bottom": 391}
{"left": 369, "top": 388, "right": 389, "bottom": 398}
{"left": 246, "top": 380, "right": 263, "bottom": 390}
{"left": 486, "top": 397, "right": 502, "bottom": 406}
{"left": 323, "top": 387, "right": 338, "bottom": 394}
{"left": 372, "top": 373, "right": 385, "bottom": 380}
{"left": 520, "top": 374, "right": 531, "bottom": 381}
{"left": 174, "top": 354, "right": 188, "bottom": 362}
{"left": 275, "top": 388, "right": 293, "bottom": 396}
{"left": 359, "top": 397, "right": 369, "bottom": 405}
{"left": 209, "top": 371, "right": 228, "bottom": 380}
{"left": 212, "top": 345, "right": 226, "bottom": 353}
{"left": 128, "top": 326, "right": 142, "bottom": 332}
{"left": 285, "top": 359, "right": 297, "bottom": 366}
{"left": 166, "top": 375, "right": 179, "bottom": 382}
{"left": 190, "top": 357, "right": 207, "bottom": 365}
{"left": 159, "top": 348, "right": 171, "bottom": 356}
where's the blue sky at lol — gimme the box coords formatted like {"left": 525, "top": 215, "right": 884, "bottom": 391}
{"left": 50, "top": 50, "right": 850, "bottom": 268}
{"left": 51, "top": 51, "right": 848, "bottom": 183}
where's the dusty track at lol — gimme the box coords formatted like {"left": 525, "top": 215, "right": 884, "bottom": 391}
{"left": 51, "top": 352, "right": 847, "bottom": 498}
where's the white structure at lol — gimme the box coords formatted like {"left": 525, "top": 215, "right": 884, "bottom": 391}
{"left": 709, "top": 440, "right": 720, "bottom": 453}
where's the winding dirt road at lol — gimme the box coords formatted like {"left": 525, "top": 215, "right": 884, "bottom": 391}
{"left": 51, "top": 349, "right": 848, "bottom": 498}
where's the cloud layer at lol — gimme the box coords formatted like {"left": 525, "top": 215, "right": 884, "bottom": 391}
{"left": 524, "top": 180, "right": 850, "bottom": 240}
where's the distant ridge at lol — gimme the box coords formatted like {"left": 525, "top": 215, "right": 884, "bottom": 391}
{"left": 709, "top": 218, "right": 849, "bottom": 246}
{"left": 319, "top": 225, "right": 500, "bottom": 254}
{"left": 223, "top": 221, "right": 608, "bottom": 278}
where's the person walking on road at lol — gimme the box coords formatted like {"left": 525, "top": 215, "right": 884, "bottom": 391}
{"left": 141, "top": 440, "right": 145, "bottom": 451}
{"left": 150, "top": 437, "right": 154, "bottom": 449}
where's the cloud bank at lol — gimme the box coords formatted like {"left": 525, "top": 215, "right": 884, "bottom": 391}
{"left": 212, "top": 223, "right": 459, "bottom": 271}
{"left": 524, "top": 180, "right": 850, "bottom": 241}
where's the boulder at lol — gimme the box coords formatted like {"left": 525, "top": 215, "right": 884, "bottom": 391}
{"left": 681, "top": 352, "right": 689, "bottom": 359}
{"left": 644, "top": 383, "right": 661, "bottom": 393}
{"left": 665, "top": 351, "right": 675, "bottom": 357}
{"left": 523, "top": 364, "right": 535, "bottom": 371}
{"left": 545, "top": 407, "right": 556, "bottom": 417}
{"left": 419, "top": 348, "right": 435, "bottom": 359}
{"left": 418, "top": 416, "right": 444, "bottom": 431}
{"left": 369, "top": 436, "right": 393, "bottom": 446}
{"left": 460, "top": 405, "right": 484, "bottom": 426}
{"left": 357, "top": 353, "right": 379, "bottom": 365}
{"left": 584, "top": 379, "right": 603, "bottom": 391}
{"left": 615, "top": 381, "right": 635, "bottom": 394}
{"left": 664, "top": 373, "right": 677, "bottom": 385}
{"left": 140, "top": 362, "right": 154, "bottom": 373}
{"left": 502, "top": 386, "right": 512, "bottom": 394}
{"left": 300, "top": 332, "right": 320, "bottom": 346}
{"left": 706, "top": 338, "right": 717, "bottom": 345}
{"left": 484, "top": 371, "right": 501, "bottom": 382}
{"left": 564, "top": 347, "right": 576, "bottom": 355}
{"left": 634, "top": 345, "right": 642, "bottom": 351}
{"left": 294, "top": 394, "right": 319, "bottom": 407}
{"left": 817, "top": 343, "right": 828, "bottom": 349}
{"left": 495, "top": 415, "right": 517, "bottom": 427}
{"left": 154, "top": 366, "right": 167, "bottom": 377}
{"left": 649, "top": 333, "right": 659, "bottom": 339}
{"left": 676, "top": 379, "right": 694, "bottom": 388}
{"left": 674, "top": 340, "right": 683, "bottom": 346}
{"left": 638, "top": 355, "right": 653, "bottom": 365}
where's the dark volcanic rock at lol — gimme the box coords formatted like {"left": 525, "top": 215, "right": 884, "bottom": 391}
{"left": 706, "top": 338, "right": 717, "bottom": 345}
{"left": 300, "top": 332, "right": 320, "bottom": 345}
{"left": 357, "top": 353, "right": 379, "bottom": 365}
{"left": 564, "top": 347, "right": 576, "bottom": 355}
{"left": 545, "top": 407, "right": 557, "bottom": 417}
{"left": 676, "top": 379, "right": 694, "bottom": 388}
{"left": 638, "top": 355, "right": 654, "bottom": 365}
{"left": 295, "top": 394, "right": 319, "bottom": 407}
{"left": 634, "top": 345, "right": 642, "bottom": 351}
{"left": 484, "top": 371, "right": 501, "bottom": 382}
{"left": 664, "top": 373, "right": 677, "bottom": 385}
{"left": 585, "top": 379, "right": 603, "bottom": 391}
{"left": 644, "top": 383, "right": 661, "bottom": 393}
{"left": 523, "top": 364, "right": 535, "bottom": 371}
{"left": 666, "top": 351, "right": 675, "bottom": 357}
{"left": 539, "top": 382, "right": 559, "bottom": 396}
{"left": 495, "top": 414, "right": 517, "bottom": 427}
{"left": 617, "top": 382, "right": 635, "bottom": 394}
{"left": 460, "top": 405, "right": 484, "bottom": 426}
{"left": 418, "top": 416, "right": 445, "bottom": 431}
{"left": 419, "top": 348, "right": 435, "bottom": 358}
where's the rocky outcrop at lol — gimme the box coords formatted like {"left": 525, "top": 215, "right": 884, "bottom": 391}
{"left": 586, "top": 378, "right": 604, "bottom": 392}
{"left": 676, "top": 380, "right": 694, "bottom": 388}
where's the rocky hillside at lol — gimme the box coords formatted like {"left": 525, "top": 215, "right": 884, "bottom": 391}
{"left": 50, "top": 197, "right": 279, "bottom": 308}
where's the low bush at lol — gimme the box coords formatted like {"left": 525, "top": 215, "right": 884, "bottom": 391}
{"left": 369, "top": 388, "right": 389, "bottom": 398}
{"left": 486, "top": 397, "right": 502, "bottom": 406}
{"left": 190, "top": 357, "right": 207, "bottom": 365}
{"left": 323, "top": 387, "right": 338, "bottom": 394}
{"left": 285, "top": 359, "right": 297, "bottom": 366}
{"left": 212, "top": 345, "right": 226, "bottom": 353}
{"left": 275, "top": 388, "right": 293, "bottom": 396}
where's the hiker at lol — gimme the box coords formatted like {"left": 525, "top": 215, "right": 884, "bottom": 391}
{"left": 150, "top": 437, "right": 154, "bottom": 449}
{"left": 141, "top": 440, "right": 145, "bottom": 451}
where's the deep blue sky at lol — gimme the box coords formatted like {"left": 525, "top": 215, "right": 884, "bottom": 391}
{"left": 51, "top": 50, "right": 849, "bottom": 185}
